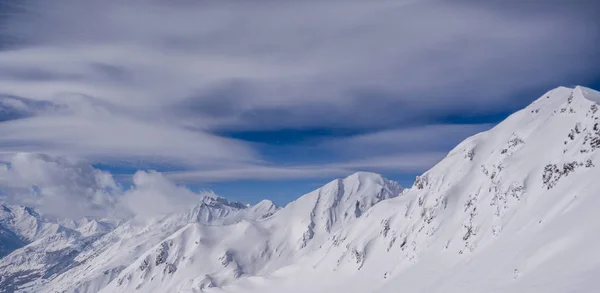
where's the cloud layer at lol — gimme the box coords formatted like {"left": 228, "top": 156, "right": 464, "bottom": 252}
{"left": 0, "top": 0, "right": 598, "bottom": 185}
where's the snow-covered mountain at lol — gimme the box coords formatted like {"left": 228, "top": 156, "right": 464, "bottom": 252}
{"left": 218, "top": 85, "right": 600, "bottom": 293}
{"left": 0, "top": 204, "right": 118, "bottom": 292}
{"left": 0, "top": 172, "right": 399, "bottom": 293}
{"left": 96, "top": 171, "right": 401, "bottom": 293}
{"left": 0, "top": 204, "right": 82, "bottom": 259}
{"left": 0, "top": 193, "right": 271, "bottom": 293}
{"left": 1, "top": 85, "right": 600, "bottom": 293}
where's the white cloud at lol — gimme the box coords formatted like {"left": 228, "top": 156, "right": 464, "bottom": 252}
{"left": 0, "top": 107, "right": 258, "bottom": 167}
{"left": 121, "top": 170, "right": 215, "bottom": 218}
{"left": 0, "top": 153, "right": 218, "bottom": 219}
{"left": 0, "top": 153, "right": 120, "bottom": 219}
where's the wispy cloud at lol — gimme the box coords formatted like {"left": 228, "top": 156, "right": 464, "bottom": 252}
{"left": 321, "top": 124, "right": 494, "bottom": 157}
{"left": 0, "top": 103, "right": 258, "bottom": 167}
{"left": 164, "top": 151, "right": 447, "bottom": 182}
{"left": 0, "top": 0, "right": 598, "bottom": 183}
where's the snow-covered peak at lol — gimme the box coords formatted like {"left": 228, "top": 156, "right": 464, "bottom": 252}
{"left": 0, "top": 204, "right": 40, "bottom": 221}
{"left": 574, "top": 85, "right": 600, "bottom": 103}
{"left": 0, "top": 204, "right": 46, "bottom": 242}
{"left": 524, "top": 85, "right": 599, "bottom": 112}
{"left": 200, "top": 192, "right": 248, "bottom": 210}
{"left": 76, "top": 219, "right": 114, "bottom": 238}
{"left": 273, "top": 172, "right": 402, "bottom": 250}
{"left": 0, "top": 204, "right": 113, "bottom": 248}
{"left": 253, "top": 199, "right": 278, "bottom": 210}
{"left": 343, "top": 171, "right": 403, "bottom": 197}
{"left": 318, "top": 84, "right": 600, "bottom": 273}
{"left": 250, "top": 199, "right": 280, "bottom": 219}
{"left": 286, "top": 171, "right": 402, "bottom": 215}
{"left": 440, "top": 85, "right": 598, "bottom": 165}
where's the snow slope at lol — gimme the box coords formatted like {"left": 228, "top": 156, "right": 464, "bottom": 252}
{"left": 1, "top": 85, "right": 600, "bottom": 293}
{"left": 0, "top": 223, "right": 25, "bottom": 259}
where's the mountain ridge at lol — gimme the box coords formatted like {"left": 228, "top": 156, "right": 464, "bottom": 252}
{"left": 1, "top": 85, "right": 600, "bottom": 293}
{"left": 0, "top": 171, "right": 401, "bottom": 293}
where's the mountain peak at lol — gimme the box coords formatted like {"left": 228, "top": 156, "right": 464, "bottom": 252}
{"left": 253, "top": 199, "right": 278, "bottom": 210}
{"left": 200, "top": 193, "right": 248, "bottom": 210}
{"left": 345, "top": 171, "right": 383, "bottom": 180}
{"left": 249, "top": 199, "right": 280, "bottom": 219}
{"left": 343, "top": 171, "right": 403, "bottom": 195}
{"left": 574, "top": 85, "right": 600, "bottom": 104}
{"left": 273, "top": 171, "right": 403, "bottom": 251}
{"left": 530, "top": 86, "right": 600, "bottom": 109}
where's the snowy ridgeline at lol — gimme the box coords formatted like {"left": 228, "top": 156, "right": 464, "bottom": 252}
{"left": 1, "top": 86, "right": 600, "bottom": 293}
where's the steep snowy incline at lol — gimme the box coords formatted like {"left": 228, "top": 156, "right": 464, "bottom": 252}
{"left": 0, "top": 223, "right": 25, "bottom": 259}
{"left": 87, "top": 172, "right": 400, "bottom": 293}
{"left": 212, "top": 86, "right": 600, "bottom": 293}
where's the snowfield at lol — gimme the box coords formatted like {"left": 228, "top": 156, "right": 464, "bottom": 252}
{"left": 1, "top": 86, "right": 600, "bottom": 293}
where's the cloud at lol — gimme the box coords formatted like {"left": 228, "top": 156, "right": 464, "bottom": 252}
{"left": 120, "top": 170, "right": 216, "bottom": 218}
{"left": 164, "top": 151, "right": 446, "bottom": 182}
{"left": 1, "top": 0, "right": 598, "bottom": 130}
{"left": 0, "top": 153, "right": 120, "bottom": 219}
{"left": 0, "top": 153, "right": 218, "bottom": 219}
{"left": 0, "top": 103, "right": 258, "bottom": 167}
{"left": 0, "top": 0, "right": 598, "bottom": 183}
{"left": 320, "top": 124, "right": 493, "bottom": 157}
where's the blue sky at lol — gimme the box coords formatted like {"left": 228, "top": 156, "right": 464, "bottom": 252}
{"left": 1, "top": 0, "right": 600, "bottom": 208}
